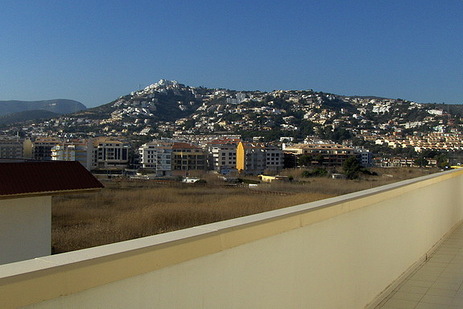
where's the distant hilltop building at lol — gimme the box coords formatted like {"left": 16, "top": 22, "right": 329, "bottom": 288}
{"left": 139, "top": 79, "right": 179, "bottom": 93}
{"left": 226, "top": 92, "right": 247, "bottom": 104}
{"left": 153, "top": 79, "right": 179, "bottom": 88}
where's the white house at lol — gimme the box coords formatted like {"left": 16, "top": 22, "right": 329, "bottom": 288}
{"left": 0, "top": 161, "right": 103, "bottom": 265}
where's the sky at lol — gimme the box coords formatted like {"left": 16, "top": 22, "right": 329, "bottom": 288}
{"left": 0, "top": 1, "right": 462, "bottom": 107}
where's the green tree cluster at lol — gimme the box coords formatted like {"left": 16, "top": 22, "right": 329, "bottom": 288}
{"left": 342, "top": 156, "right": 362, "bottom": 179}
{"left": 301, "top": 168, "right": 328, "bottom": 178}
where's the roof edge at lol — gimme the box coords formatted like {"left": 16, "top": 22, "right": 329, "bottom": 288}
{"left": 0, "top": 188, "right": 103, "bottom": 200}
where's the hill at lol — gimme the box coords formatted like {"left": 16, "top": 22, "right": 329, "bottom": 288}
{"left": 0, "top": 110, "right": 59, "bottom": 125}
{"left": 2, "top": 79, "right": 463, "bottom": 142}
{"left": 74, "top": 80, "right": 202, "bottom": 122}
{"left": 0, "top": 99, "right": 86, "bottom": 116}
{"left": 432, "top": 103, "right": 463, "bottom": 117}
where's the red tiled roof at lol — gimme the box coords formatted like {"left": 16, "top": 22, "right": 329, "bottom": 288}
{"left": 208, "top": 138, "right": 241, "bottom": 145}
{"left": 172, "top": 142, "right": 200, "bottom": 149}
{"left": 0, "top": 161, "right": 104, "bottom": 197}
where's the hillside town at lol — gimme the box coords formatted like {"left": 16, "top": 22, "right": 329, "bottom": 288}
{"left": 0, "top": 80, "right": 462, "bottom": 176}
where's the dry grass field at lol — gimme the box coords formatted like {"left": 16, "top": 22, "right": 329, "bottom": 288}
{"left": 52, "top": 167, "right": 438, "bottom": 253}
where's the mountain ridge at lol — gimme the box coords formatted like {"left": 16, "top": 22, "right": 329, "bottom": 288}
{"left": 0, "top": 99, "right": 86, "bottom": 116}
{"left": 2, "top": 80, "right": 462, "bottom": 142}
{"left": 0, "top": 110, "right": 60, "bottom": 125}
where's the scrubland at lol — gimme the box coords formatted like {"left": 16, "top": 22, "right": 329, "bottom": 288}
{"left": 52, "top": 167, "right": 437, "bottom": 253}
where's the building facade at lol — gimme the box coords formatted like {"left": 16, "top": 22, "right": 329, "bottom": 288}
{"left": 93, "top": 138, "right": 130, "bottom": 170}
{"left": 0, "top": 137, "right": 32, "bottom": 160}
{"left": 206, "top": 138, "right": 239, "bottom": 174}
{"left": 283, "top": 143, "right": 356, "bottom": 167}
{"left": 33, "top": 137, "right": 62, "bottom": 161}
{"left": 236, "top": 142, "right": 283, "bottom": 175}
{"left": 138, "top": 140, "right": 173, "bottom": 176}
{"left": 172, "top": 142, "right": 207, "bottom": 173}
{"left": 51, "top": 140, "right": 94, "bottom": 170}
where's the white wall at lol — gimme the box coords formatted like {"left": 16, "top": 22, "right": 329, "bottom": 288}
{"left": 0, "top": 196, "right": 51, "bottom": 265}
{"left": 2, "top": 170, "right": 463, "bottom": 308}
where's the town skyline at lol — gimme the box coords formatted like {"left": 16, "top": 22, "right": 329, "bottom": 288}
{"left": 1, "top": 78, "right": 462, "bottom": 171}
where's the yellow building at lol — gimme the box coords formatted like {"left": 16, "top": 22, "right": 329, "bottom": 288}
{"left": 236, "top": 142, "right": 246, "bottom": 173}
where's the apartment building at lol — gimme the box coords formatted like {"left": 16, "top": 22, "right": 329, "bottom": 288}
{"left": 354, "top": 147, "right": 374, "bottom": 167}
{"left": 33, "top": 137, "right": 62, "bottom": 161}
{"left": 0, "top": 137, "right": 32, "bottom": 160}
{"left": 206, "top": 138, "right": 239, "bottom": 174}
{"left": 139, "top": 140, "right": 207, "bottom": 175}
{"left": 236, "top": 142, "right": 283, "bottom": 175}
{"left": 138, "top": 140, "right": 173, "bottom": 176}
{"left": 265, "top": 145, "right": 283, "bottom": 173}
{"left": 51, "top": 140, "right": 93, "bottom": 170}
{"left": 283, "top": 143, "right": 356, "bottom": 167}
{"left": 172, "top": 142, "right": 206, "bottom": 173}
{"left": 93, "top": 138, "right": 129, "bottom": 170}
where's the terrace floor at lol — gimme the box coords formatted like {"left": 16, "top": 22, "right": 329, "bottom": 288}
{"left": 377, "top": 223, "right": 463, "bottom": 309}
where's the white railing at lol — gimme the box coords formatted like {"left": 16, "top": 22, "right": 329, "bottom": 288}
{"left": 1, "top": 169, "right": 463, "bottom": 308}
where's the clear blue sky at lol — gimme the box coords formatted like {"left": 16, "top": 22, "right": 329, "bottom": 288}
{"left": 1, "top": 0, "right": 462, "bottom": 107}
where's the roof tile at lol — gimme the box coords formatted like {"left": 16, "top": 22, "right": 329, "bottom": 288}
{"left": 0, "top": 161, "right": 104, "bottom": 197}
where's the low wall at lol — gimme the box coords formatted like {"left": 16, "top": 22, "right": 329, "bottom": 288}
{"left": 1, "top": 170, "right": 463, "bottom": 308}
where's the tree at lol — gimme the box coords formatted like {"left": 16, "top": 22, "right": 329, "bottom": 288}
{"left": 342, "top": 156, "right": 362, "bottom": 180}
{"left": 301, "top": 168, "right": 328, "bottom": 178}
{"left": 298, "top": 154, "right": 313, "bottom": 167}
{"left": 414, "top": 155, "right": 428, "bottom": 168}
{"left": 314, "top": 154, "right": 324, "bottom": 166}
{"left": 436, "top": 154, "right": 449, "bottom": 169}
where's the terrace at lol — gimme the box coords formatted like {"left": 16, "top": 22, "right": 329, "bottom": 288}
{"left": 1, "top": 169, "right": 463, "bottom": 308}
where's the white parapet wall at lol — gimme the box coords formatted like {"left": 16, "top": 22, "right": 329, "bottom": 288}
{"left": 0, "top": 196, "right": 51, "bottom": 265}
{"left": 1, "top": 170, "right": 463, "bottom": 308}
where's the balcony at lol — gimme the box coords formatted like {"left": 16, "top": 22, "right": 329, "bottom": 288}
{"left": 377, "top": 224, "right": 463, "bottom": 308}
{"left": 1, "top": 169, "right": 463, "bottom": 308}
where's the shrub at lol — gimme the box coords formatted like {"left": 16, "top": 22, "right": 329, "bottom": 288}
{"left": 342, "top": 157, "right": 362, "bottom": 179}
{"left": 301, "top": 168, "right": 328, "bottom": 178}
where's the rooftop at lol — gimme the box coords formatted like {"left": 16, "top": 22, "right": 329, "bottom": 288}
{"left": 377, "top": 223, "right": 463, "bottom": 308}
{"left": 0, "top": 169, "right": 462, "bottom": 308}
{"left": 0, "top": 161, "right": 103, "bottom": 198}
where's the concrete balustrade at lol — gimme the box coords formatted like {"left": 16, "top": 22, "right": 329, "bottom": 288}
{"left": 1, "top": 169, "right": 463, "bottom": 308}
